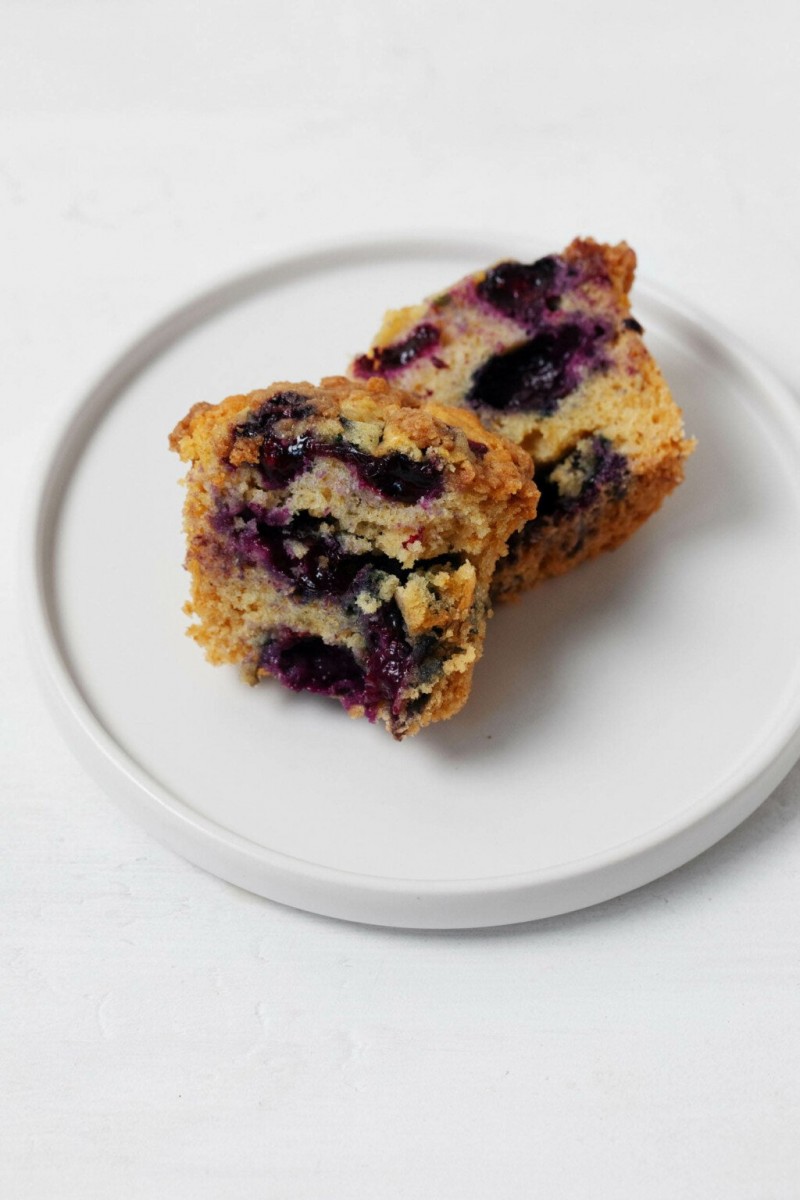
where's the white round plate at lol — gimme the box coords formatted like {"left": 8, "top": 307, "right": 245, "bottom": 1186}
{"left": 25, "top": 234, "right": 800, "bottom": 928}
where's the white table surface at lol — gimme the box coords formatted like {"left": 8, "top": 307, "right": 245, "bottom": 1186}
{"left": 3, "top": 2, "right": 800, "bottom": 1195}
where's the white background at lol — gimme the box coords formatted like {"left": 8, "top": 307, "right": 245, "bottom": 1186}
{"left": 3, "top": 2, "right": 800, "bottom": 1196}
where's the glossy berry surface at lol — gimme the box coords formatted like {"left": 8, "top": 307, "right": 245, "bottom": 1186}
{"left": 259, "top": 598, "right": 417, "bottom": 728}
{"left": 352, "top": 323, "right": 440, "bottom": 378}
{"left": 332, "top": 445, "right": 444, "bottom": 503}
{"left": 233, "top": 392, "right": 315, "bottom": 487}
{"left": 466, "top": 322, "right": 609, "bottom": 416}
{"left": 234, "top": 392, "right": 313, "bottom": 439}
{"left": 362, "top": 600, "right": 414, "bottom": 718}
{"left": 260, "top": 632, "right": 365, "bottom": 699}
{"left": 476, "top": 256, "right": 562, "bottom": 330}
{"left": 235, "top": 512, "right": 383, "bottom": 598}
{"left": 230, "top": 509, "right": 424, "bottom": 602}
{"left": 231, "top": 392, "right": 444, "bottom": 504}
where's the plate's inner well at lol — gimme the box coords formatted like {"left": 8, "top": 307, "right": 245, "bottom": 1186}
{"left": 40, "top": 239, "right": 800, "bottom": 908}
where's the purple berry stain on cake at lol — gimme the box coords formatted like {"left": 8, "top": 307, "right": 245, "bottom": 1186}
{"left": 237, "top": 514, "right": 367, "bottom": 597}
{"left": 335, "top": 445, "right": 443, "bottom": 503}
{"left": 507, "top": 436, "right": 630, "bottom": 563}
{"left": 231, "top": 510, "right": 406, "bottom": 600}
{"left": 363, "top": 600, "right": 413, "bottom": 717}
{"left": 460, "top": 253, "right": 620, "bottom": 415}
{"left": 234, "top": 392, "right": 315, "bottom": 487}
{"left": 504, "top": 436, "right": 629, "bottom": 567}
{"left": 466, "top": 321, "right": 610, "bottom": 416}
{"left": 260, "top": 598, "right": 418, "bottom": 729}
{"left": 349, "top": 251, "right": 624, "bottom": 420}
{"left": 587, "top": 436, "right": 628, "bottom": 496}
{"left": 234, "top": 392, "right": 314, "bottom": 441}
{"left": 535, "top": 436, "right": 629, "bottom": 521}
{"left": 261, "top": 632, "right": 366, "bottom": 700}
{"left": 352, "top": 322, "right": 441, "bottom": 378}
{"left": 232, "top": 392, "right": 444, "bottom": 505}
{"left": 475, "top": 256, "right": 565, "bottom": 330}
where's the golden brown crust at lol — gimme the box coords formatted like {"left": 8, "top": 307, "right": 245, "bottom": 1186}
{"left": 168, "top": 401, "right": 213, "bottom": 454}
{"left": 492, "top": 455, "right": 687, "bottom": 601}
{"left": 562, "top": 237, "right": 637, "bottom": 297}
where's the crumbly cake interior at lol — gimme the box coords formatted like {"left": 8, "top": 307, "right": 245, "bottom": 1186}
{"left": 349, "top": 238, "right": 695, "bottom": 598}
{"left": 170, "top": 376, "right": 537, "bottom": 737}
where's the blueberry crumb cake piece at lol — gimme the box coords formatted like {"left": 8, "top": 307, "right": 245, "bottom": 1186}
{"left": 170, "top": 376, "right": 537, "bottom": 738}
{"left": 349, "top": 238, "right": 695, "bottom": 601}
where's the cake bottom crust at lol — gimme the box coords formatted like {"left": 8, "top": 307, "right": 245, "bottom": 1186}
{"left": 491, "top": 457, "right": 686, "bottom": 603}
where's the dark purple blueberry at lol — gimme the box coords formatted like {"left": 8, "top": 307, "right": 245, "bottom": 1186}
{"left": 232, "top": 392, "right": 316, "bottom": 487}
{"left": 288, "top": 536, "right": 366, "bottom": 596}
{"left": 260, "top": 633, "right": 365, "bottom": 699}
{"left": 466, "top": 322, "right": 609, "bottom": 416}
{"left": 467, "top": 439, "right": 488, "bottom": 458}
{"left": 476, "top": 256, "right": 562, "bottom": 329}
{"left": 504, "top": 436, "right": 629, "bottom": 565}
{"left": 258, "top": 433, "right": 313, "bottom": 488}
{"left": 362, "top": 600, "right": 414, "bottom": 717}
{"left": 333, "top": 446, "right": 444, "bottom": 504}
{"left": 533, "top": 436, "right": 629, "bottom": 522}
{"left": 352, "top": 322, "right": 440, "bottom": 378}
{"left": 623, "top": 317, "right": 644, "bottom": 334}
{"left": 589, "top": 438, "right": 629, "bottom": 500}
{"left": 259, "top": 600, "right": 418, "bottom": 731}
{"left": 248, "top": 435, "right": 443, "bottom": 504}
{"left": 234, "top": 391, "right": 313, "bottom": 439}
{"left": 232, "top": 408, "right": 445, "bottom": 504}
{"left": 235, "top": 508, "right": 402, "bottom": 597}
{"left": 532, "top": 472, "right": 562, "bottom": 522}
{"left": 238, "top": 515, "right": 369, "bottom": 597}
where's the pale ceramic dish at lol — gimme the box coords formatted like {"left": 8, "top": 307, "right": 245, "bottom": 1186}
{"left": 24, "top": 235, "right": 800, "bottom": 928}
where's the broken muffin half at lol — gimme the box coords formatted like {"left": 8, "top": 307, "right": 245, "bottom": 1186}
{"left": 170, "top": 375, "right": 538, "bottom": 737}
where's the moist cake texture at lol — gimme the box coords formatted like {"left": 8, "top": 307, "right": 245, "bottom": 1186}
{"left": 349, "top": 238, "right": 694, "bottom": 599}
{"left": 170, "top": 376, "right": 538, "bottom": 737}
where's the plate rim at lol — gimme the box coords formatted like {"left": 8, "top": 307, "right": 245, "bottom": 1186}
{"left": 21, "top": 230, "right": 800, "bottom": 928}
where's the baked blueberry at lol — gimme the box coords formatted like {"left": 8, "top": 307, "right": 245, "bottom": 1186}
{"left": 352, "top": 322, "right": 440, "bottom": 378}
{"left": 465, "top": 322, "right": 609, "bottom": 416}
